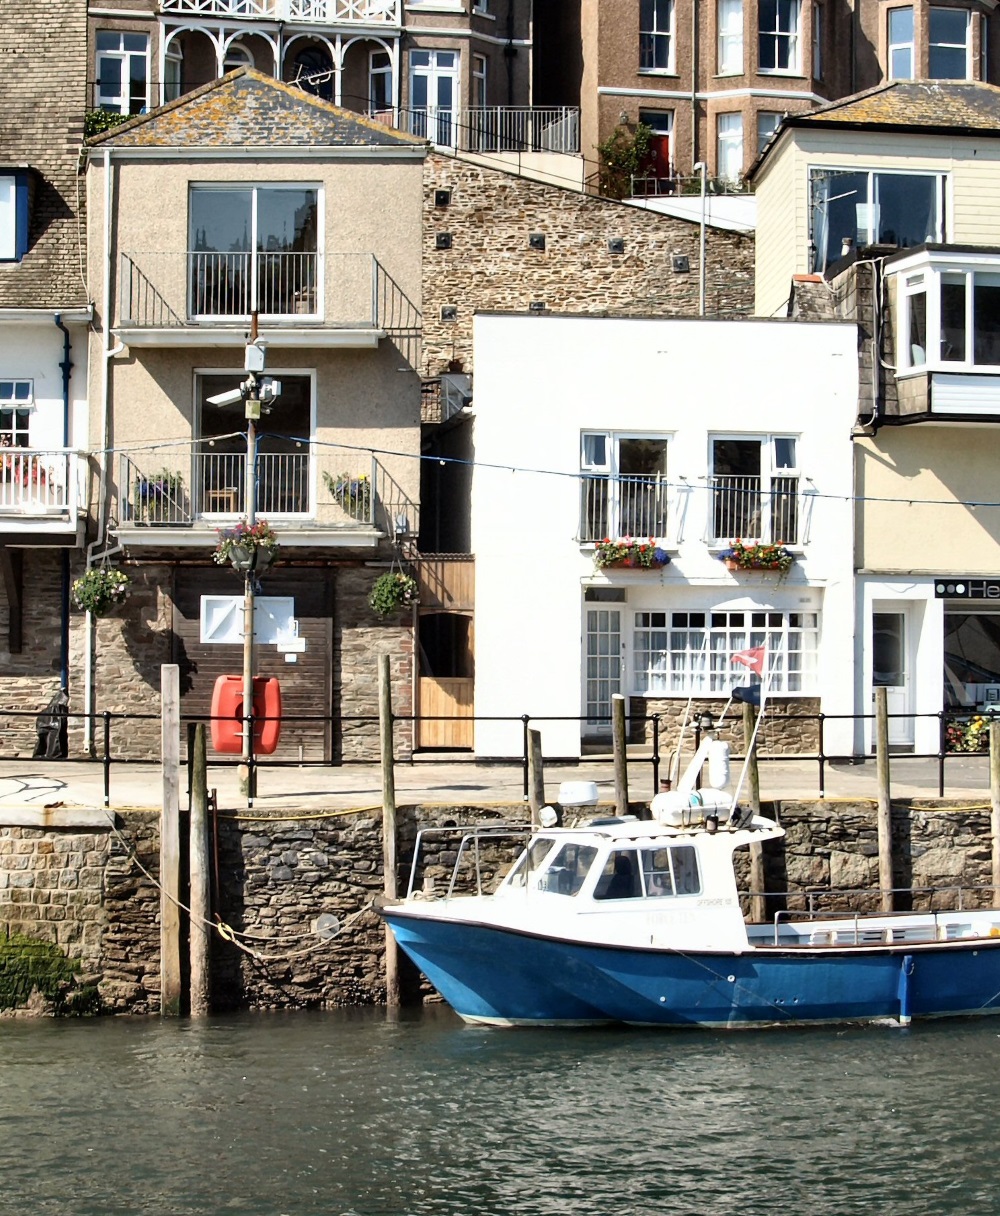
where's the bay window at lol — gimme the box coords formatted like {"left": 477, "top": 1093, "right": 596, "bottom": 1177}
{"left": 710, "top": 435, "right": 799, "bottom": 544}
{"left": 641, "top": 0, "right": 676, "bottom": 71}
{"left": 898, "top": 257, "right": 1000, "bottom": 371}
{"left": 580, "top": 432, "right": 669, "bottom": 542}
{"left": 929, "top": 7, "right": 972, "bottom": 78}
{"left": 759, "top": 0, "right": 801, "bottom": 72}
{"left": 888, "top": 7, "right": 915, "bottom": 79}
{"left": 633, "top": 609, "right": 819, "bottom": 694}
{"left": 717, "top": 113, "right": 744, "bottom": 181}
{"left": 718, "top": 0, "right": 744, "bottom": 73}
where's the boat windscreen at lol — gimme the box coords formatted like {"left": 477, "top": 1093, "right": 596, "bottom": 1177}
{"left": 535, "top": 842, "right": 599, "bottom": 896}
{"left": 506, "top": 837, "right": 559, "bottom": 888}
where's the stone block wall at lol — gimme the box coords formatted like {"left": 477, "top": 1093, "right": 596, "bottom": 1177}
{"left": 630, "top": 696, "right": 821, "bottom": 755}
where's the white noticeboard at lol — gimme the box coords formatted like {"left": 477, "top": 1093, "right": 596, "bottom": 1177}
{"left": 200, "top": 596, "right": 297, "bottom": 646}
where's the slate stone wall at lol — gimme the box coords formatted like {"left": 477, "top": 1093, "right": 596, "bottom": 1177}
{"left": 630, "top": 696, "right": 821, "bottom": 754}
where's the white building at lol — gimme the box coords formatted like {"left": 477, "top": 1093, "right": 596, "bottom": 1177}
{"left": 470, "top": 312, "right": 858, "bottom": 761}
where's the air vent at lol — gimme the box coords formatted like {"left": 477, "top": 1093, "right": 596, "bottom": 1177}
{"left": 672, "top": 254, "right": 690, "bottom": 273}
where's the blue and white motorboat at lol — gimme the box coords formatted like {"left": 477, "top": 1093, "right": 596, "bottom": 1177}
{"left": 380, "top": 728, "right": 1000, "bottom": 1029}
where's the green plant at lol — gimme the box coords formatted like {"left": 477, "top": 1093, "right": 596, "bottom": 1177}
{"left": 134, "top": 468, "right": 184, "bottom": 521}
{"left": 597, "top": 122, "right": 653, "bottom": 200}
{"left": 720, "top": 540, "right": 794, "bottom": 572}
{"left": 595, "top": 537, "right": 670, "bottom": 569}
{"left": 0, "top": 932, "right": 90, "bottom": 1014}
{"left": 369, "top": 570, "right": 419, "bottom": 618}
{"left": 213, "top": 518, "right": 279, "bottom": 566}
{"left": 71, "top": 566, "right": 130, "bottom": 615}
{"left": 945, "top": 714, "right": 992, "bottom": 753}
{"left": 323, "top": 470, "right": 371, "bottom": 518}
{"left": 85, "top": 109, "right": 130, "bottom": 138}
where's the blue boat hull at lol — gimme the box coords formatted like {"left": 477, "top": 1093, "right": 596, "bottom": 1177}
{"left": 382, "top": 910, "right": 1000, "bottom": 1028}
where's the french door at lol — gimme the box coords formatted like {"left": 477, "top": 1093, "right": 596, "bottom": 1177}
{"left": 585, "top": 607, "right": 622, "bottom": 735}
{"left": 410, "top": 50, "right": 457, "bottom": 148}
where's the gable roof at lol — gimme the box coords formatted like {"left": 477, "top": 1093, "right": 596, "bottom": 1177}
{"left": 87, "top": 68, "right": 428, "bottom": 152}
{"left": 748, "top": 80, "right": 1000, "bottom": 181}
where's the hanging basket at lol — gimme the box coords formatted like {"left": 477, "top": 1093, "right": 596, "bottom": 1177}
{"left": 230, "top": 544, "right": 275, "bottom": 574}
{"left": 71, "top": 567, "right": 131, "bottom": 616}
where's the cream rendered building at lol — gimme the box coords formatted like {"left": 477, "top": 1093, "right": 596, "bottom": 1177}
{"left": 84, "top": 70, "right": 426, "bottom": 759}
{"left": 752, "top": 81, "right": 1000, "bottom": 753}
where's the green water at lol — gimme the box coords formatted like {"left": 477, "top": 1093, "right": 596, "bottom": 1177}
{"left": 1, "top": 1007, "right": 997, "bottom": 1215}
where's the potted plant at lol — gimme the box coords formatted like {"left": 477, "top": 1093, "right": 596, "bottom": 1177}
{"left": 135, "top": 468, "right": 184, "bottom": 525}
{"left": 719, "top": 539, "right": 794, "bottom": 572}
{"left": 323, "top": 470, "right": 371, "bottom": 520}
{"left": 369, "top": 570, "right": 419, "bottom": 619}
{"left": 594, "top": 537, "right": 670, "bottom": 570}
{"left": 213, "top": 519, "right": 279, "bottom": 573}
{"left": 71, "top": 567, "right": 130, "bottom": 617}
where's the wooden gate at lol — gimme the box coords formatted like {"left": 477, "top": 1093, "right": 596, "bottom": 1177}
{"left": 416, "top": 557, "right": 474, "bottom": 750}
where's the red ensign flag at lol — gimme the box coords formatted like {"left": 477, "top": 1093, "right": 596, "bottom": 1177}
{"left": 731, "top": 646, "right": 765, "bottom": 676}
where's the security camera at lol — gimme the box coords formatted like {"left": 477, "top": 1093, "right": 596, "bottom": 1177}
{"left": 207, "top": 386, "right": 245, "bottom": 407}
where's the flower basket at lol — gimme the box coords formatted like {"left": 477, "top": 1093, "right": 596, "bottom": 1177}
{"left": 719, "top": 540, "right": 793, "bottom": 573}
{"left": 594, "top": 537, "right": 670, "bottom": 570}
{"left": 213, "top": 519, "right": 279, "bottom": 573}
{"left": 323, "top": 471, "right": 371, "bottom": 522}
{"left": 369, "top": 571, "right": 419, "bottom": 619}
{"left": 71, "top": 567, "right": 130, "bottom": 617}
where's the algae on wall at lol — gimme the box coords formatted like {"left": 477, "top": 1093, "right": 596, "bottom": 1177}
{"left": 0, "top": 931, "right": 98, "bottom": 1015}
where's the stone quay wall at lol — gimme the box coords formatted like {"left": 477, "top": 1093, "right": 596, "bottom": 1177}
{"left": 630, "top": 696, "right": 822, "bottom": 755}
{"left": 0, "top": 799, "right": 995, "bottom": 1015}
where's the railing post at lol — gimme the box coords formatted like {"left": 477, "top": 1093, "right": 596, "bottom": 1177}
{"left": 817, "top": 712, "right": 826, "bottom": 798}
{"left": 938, "top": 710, "right": 947, "bottom": 798}
{"left": 651, "top": 713, "right": 661, "bottom": 798}
{"left": 102, "top": 709, "right": 112, "bottom": 808}
{"left": 521, "top": 715, "right": 530, "bottom": 802}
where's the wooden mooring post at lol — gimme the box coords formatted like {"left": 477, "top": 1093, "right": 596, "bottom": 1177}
{"left": 160, "top": 664, "right": 182, "bottom": 1017}
{"left": 189, "top": 723, "right": 211, "bottom": 1017}
{"left": 612, "top": 694, "right": 629, "bottom": 818}
{"left": 743, "top": 701, "right": 766, "bottom": 924}
{"left": 875, "top": 686, "right": 894, "bottom": 914}
{"left": 378, "top": 655, "right": 399, "bottom": 1008}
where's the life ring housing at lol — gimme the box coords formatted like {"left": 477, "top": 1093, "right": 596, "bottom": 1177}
{"left": 210, "top": 674, "right": 282, "bottom": 755}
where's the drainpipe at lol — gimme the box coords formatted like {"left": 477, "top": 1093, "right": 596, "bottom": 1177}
{"left": 691, "top": 0, "right": 699, "bottom": 167}
{"left": 693, "top": 161, "right": 707, "bottom": 316}
{"left": 54, "top": 313, "right": 73, "bottom": 693}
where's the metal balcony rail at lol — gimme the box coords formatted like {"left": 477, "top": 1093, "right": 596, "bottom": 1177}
{"left": 159, "top": 0, "right": 400, "bottom": 23}
{"left": 580, "top": 474, "right": 670, "bottom": 542}
{"left": 0, "top": 449, "right": 81, "bottom": 514}
{"left": 711, "top": 475, "right": 799, "bottom": 544}
{"left": 631, "top": 171, "right": 754, "bottom": 198}
{"left": 369, "top": 105, "right": 581, "bottom": 154}
{"left": 118, "top": 447, "right": 416, "bottom": 532}
{"left": 119, "top": 251, "right": 379, "bottom": 328}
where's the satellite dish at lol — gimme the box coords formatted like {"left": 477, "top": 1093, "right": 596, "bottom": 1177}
{"left": 313, "top": 912, "right": 341, "bottom": 941}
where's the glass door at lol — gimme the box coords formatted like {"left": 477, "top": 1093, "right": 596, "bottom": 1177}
{"left": 585, "top": 607, "right": 621, "bottom": 734}
{"left": 873, "top": 609, "right": 913, "bottom": 747}
{"left": 409, "top": 50, "right": 457, "bottom": 148}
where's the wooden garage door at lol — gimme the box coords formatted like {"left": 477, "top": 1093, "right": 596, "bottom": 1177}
{"left": 172, "top": 567, "right": 334, "bottom": 761}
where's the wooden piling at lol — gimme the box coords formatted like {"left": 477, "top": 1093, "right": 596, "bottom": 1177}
{"left": 875, "top": 686, "right": 894, "bottom": 913}
{"left": 991, "top": 721, "right": 1000, "bottom": 902}
{"left": 189, "top": 723, "right": 211, "bottom": 1018}
{"left": 527, "top": 728, "right": 545, "bottom": 827}
{"left": 743, "top": 701, "right": 766, "bottom": 924}
{"left": 378, "top": 654, "right": 399, "bottom": 1007}
{"left": 612, "top": 693, "right": 628, "bottom": 817}
{"left": 160, "top": 664, "right": 182, "bottom": 1017}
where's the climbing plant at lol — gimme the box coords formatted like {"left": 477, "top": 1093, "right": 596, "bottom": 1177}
{"left": 597, "top": 122, "right": 654, "bottom": 200}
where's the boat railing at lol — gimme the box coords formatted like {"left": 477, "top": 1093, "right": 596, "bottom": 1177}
{"left": 406, "top": 823, "right": 531, "bottom": 900}
{"left": 768, "top": 885, "right": 1000, "bottom": 945}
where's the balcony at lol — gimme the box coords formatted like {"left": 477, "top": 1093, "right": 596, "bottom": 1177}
{"left": 369, "top": 106, "right": 580, "bottom": 155}
{"left": 115, "top": 446, "right": 417, "bottom": 548}
{"left": 159, "top": 0, "right": 400, "bottom": 26}
{"left": 710, "top": 475, "right": 799, "bottom": 545}
{"left": 0, "top": 449, "right": 87, "bottom": 543}
{"left": 580, "top": 475, "right": 671, "bottom": 543}
{"left": 117, "top": 251, "right": 387, "bottom": 347}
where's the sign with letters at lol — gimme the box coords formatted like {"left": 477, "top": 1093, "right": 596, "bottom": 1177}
{"left": 934, "top": 578, "right": 1000, "bottom": 600}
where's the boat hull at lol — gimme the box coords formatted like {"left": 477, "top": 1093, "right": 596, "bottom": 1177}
{"left": 382, "top": 909, "right": 1000, "bottom": 1028}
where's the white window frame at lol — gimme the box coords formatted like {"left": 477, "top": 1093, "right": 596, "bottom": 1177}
{"left": 632, "top": 607, "right": 819, "bottom": 696}
{"left": 409, "top": 49, "right": 459, "bottom": 147}
{"left": 95, "top": 30, "right": 150, "bottom": 115}
{"left": 709, "top": 434, "right": 800, "bottom": 544}
{"left": 580, "top": 431, "right": 671, "bottom": 543}
{"left": 472, "top": 53, "right": 487, "bottom": 109}
{"left": 718, "top": 0, "right": 744, "bottom": 74}
{"left": 756, "top": 110, "right": 783, "bottom": 152}
{"left": 0, "top": 177, "right": 18, "bottom": 262}
{"left": 929, "top": 6, "right": 973, "bottom": 79}
{"left": 894, "top": 252, "right": 1000, "bottom": 373}
{"left": 716, "top": 112, "right": 744, "bottom": 181}
{"left": 887, "top": 6, "right": 915, "bottom": 79}
{"left": 640, "top": 0, "right": 677, "bottom": 72}
{"left": 758, "top": 0, "right": 801, "bottom": 72}
{"left": 0, "top": 379, "right": 34, "bottom": 448}
{"left": 812, "top": 0, "right": 823, "bottom": 77}
{"left": 369, "top": 49, "right": 394, "bottom": 112}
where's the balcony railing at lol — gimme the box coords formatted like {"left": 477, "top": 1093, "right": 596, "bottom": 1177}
{"left": 0, "top": 450, "right": 83, "bottom": 516}
{"left": 711, "top": 475, "right": 799, "bottom": 544}
{"left": 118, "top": 251, "right": 393, "bottom": 331}
{"left": 117, "top": 446, "right": 417, "bottom": 536}
{"left": 369, "top": 106, "right": 580, "bottom": 154}
{"left": 580, "top": 475, "right": 671, "bottom": 543}
{"left": 159, "top": 0, "right": 400, "bottom": 24}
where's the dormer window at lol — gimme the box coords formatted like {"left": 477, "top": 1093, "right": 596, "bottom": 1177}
{"left": 0, "top": 172, "right": 30, "bottom": 262}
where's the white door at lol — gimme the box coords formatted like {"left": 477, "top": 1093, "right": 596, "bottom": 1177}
{"left": 585, "top": 607, "right": 621, "bottom": 735}
{"left": 873, "top": 610, "right": 914, "bottom": 747}
{"left": 410, "top": 50, "right": 457, "bottom": 147}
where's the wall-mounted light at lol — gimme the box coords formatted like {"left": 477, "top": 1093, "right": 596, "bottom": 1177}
{"left": 672, "top": 254, "right": 690, "bottom": 273}
{"left": 434, "top": 189, "right": 451, "bottom": 207}
{"left": 435, "top": 233, "right": 453, "bottom": 250}
{"left": 529, "top": 233, "right": 546, "bottom": 251}
{"left": 440, "top": 305, "right": 457, "bottom": 321}
{"left": 608, "top": 237, "right": 625, "bottom": 254}
{"left": 528, "top": 300, "right": 546, "bottom": 312}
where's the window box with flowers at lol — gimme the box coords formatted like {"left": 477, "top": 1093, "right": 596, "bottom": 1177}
{"left": 719, "top": 540, "right": 794, "bottom": 573}
{"left": 71, "top": 566, "right": 130, "bottom": 617}
{"left": 213, "top": 519, "right": 279, "bottom": 573}
{"left": 594, "top": 537, "right": 670, "bottom": 570}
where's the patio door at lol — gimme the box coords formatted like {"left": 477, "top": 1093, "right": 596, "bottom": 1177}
{"left": 410, "top": 50, "right": 457, "bottom": 147}
{"left": 585, "top": 606, "right": 622, "bottom": 736}
{"left": 873, "top": 609, "right": 913, "bottom": 747}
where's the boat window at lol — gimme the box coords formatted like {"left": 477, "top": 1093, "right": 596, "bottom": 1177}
{"left": 536, "top": 843, "right": 599, "bottom": 896}
{"left": 593, "top": 849, "right": 642, "bottom": 900}
{"left": 641, "top": 846, "right": 701, "bottom": 896}
{"left": 506, "top": 837, "right": 559, "bottom": 888}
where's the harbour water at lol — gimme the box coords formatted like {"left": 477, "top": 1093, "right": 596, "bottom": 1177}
{"left": 3, "top": 1006, "right": 998, "bottom": 1216}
